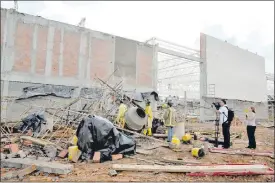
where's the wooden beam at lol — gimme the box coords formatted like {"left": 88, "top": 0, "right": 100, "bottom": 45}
{"left": 112, "top": 164, "right": 271, "bottom": 173}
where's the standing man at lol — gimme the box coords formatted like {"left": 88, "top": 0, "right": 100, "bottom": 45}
{"left": 163, "top": 100, "right": 176, "bottom": 142}
{"left": 143, "top": 99, "right": 153, "bottom": 136}
{"left": 216, "top": 99, "right": 230, "bottom": 149}
{"left": 116, "top": 99, "right": 127, "bottom": 129}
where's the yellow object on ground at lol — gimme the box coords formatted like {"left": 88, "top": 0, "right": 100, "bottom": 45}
{"left": 182, "top": 133, "right": 192, "bottom": 142}
{"left": 116, "top": 103, "right": 127, "bottom": 128}
{"left": 171, "top": 136, "right": 180, "bottom": 146}
{"left": 71, "top": 135, "right": 78, "bottom": 146}
{"left": 191, "top": 148, "right": 205, "bottom": 158}
{"left": 162, "top": 104, "right": 168, "bottom": 109}
{"left": 68, "top": 146, "right": 79, "bottom": 161}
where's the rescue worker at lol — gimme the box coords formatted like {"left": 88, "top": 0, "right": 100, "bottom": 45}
{"left": 163, "top": 100, "right": 176, "bottom": 142}
{"left": 143, "top": 99, "right": 153, "bottom": 136}
{"left": 116, "top": 99, "right": 127, "bottom": 128}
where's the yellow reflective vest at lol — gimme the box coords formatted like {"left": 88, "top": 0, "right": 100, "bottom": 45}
{"left": 145, "top": 105, "right": 153, "bottom": 128}
{"left": 163, "top": 107, "right": 176, "bottom": 127}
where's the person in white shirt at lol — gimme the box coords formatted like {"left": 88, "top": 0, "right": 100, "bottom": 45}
{"left": 216, "top": 99, "right": 230, "bottom": 149}
{"left": 246, "top": 107, "right": 256, "bottom": 149}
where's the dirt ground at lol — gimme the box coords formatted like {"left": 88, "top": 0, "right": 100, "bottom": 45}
{"left": 2, "top": 123, "right": 275, "bottom": 182}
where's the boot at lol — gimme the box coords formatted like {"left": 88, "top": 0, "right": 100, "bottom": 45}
{"left": 147, "top": 128, "right": 152, "bottom": 136}
{"left": 143, "top": 129, "right": 148, "bottom": 135}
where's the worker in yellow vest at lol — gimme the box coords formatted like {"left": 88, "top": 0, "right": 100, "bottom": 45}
{"left": 163, "top": 100, "right": 176, "bottom": 142}
{"left": 143, "top": 99, "right": 153, "bottom": 136}
{"left": 116, "top": 99, "right": 127, "bottom": 128}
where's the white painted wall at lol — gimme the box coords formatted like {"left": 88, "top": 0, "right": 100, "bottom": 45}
{"left": 205, "top": 34, "right": 267, "bottom": 102}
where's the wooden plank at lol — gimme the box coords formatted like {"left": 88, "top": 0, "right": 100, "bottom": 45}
{"left": 209, "top": 148, "right": 274, "bottom": 158}
{"left": 112, "top": 164, "right": 270, "bottom": 173}
{"left": 136, "top": 149, "right": 153, "bottom": 155}
{"left": 20, "top": 136, "right": 63, "bottom": 150}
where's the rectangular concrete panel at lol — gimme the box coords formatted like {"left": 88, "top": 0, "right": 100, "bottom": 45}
{"left": 62, "top": 30, "right": 80, "bottom": 77}
{"left": 136, "top": 44, "right": 153, "bottom": 87}
{"left": 13, "top": 21, "right": 33, "bottom": 72}
{"left": 114, "top": 37, "right": 137, "bottom": 85}
{"left": 35, "top": 26, "right": 48, "bottom": 75}
{"left": 90, "top": 36, "right": 114, "bottom": 81}
{"left": 203, "top": 34, "right": 267, "bottom": 102}
{"left": 52, "top": 28, "right": 61, "bottom": 76}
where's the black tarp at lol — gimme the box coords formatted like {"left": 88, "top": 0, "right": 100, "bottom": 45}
{"left": 17, "top": 84, "right": 76, "bottom": 100}
{"left": 76, "top": 115, "right": 136, "bottom": 162}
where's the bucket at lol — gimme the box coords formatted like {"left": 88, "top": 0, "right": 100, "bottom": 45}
{"left": 68, "top": 146, "right": 79, "bottom": 161}
{"left": 191, "top": 148, "right": 205, "bottom": 158}
{"left": 182, "top": 133, "right": 192, "bottom": 142}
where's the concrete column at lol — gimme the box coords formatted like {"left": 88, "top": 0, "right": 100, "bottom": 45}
{"left": 2, "top": 9, "right": 16, "bottom": 72}
{"left": 86, "top": 32, "right": 92, "bottom": 81}
{"left": 1, "top": 80, "right": 9, "bottom": 122}
{"left": 58, "top": 29, "right": 64, "bottom": 77}
{"left": 45, "top": 26, "right": 55, "bottom": 76}
{"left": 31, "top": 25, "right": 38, "bottom": 74}
{"left": 78, "top": 32, "right": 87, "bottom": 80}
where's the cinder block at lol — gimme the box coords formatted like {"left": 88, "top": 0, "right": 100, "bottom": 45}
{"left": 4, "top": 144, "right": 19, "bottom": 154}
{"left": 111, "top": 154, "right": 123, "bottom": 161}
{"left": 92, "top": 152, "right": 101, "bottom": 163}
{"left": 58, "top": 149, "right": 68, "bottom": 158}
{"left": 23, "top": 140, "right": 32, "bottom": 146}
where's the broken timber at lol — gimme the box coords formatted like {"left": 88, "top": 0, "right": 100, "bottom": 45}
{"left": 112, "top": 164, "right": 272, "bottom": 173}
{"left": 209, "top": 148, "right": 274, "bottom": 158}
{"left": 1, "top": 158, "right": 73, "bottom": 174}
{"left": 20, "top": 136, "right": 63, "bottom": 150}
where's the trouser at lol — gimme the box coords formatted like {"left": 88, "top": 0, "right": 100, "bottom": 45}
{"left": 119, "top": 118, "right": 126, "bottom": 129}
{"left": 222, "top": 123, "right": 230, "bottom": 148}
{"left": 167, "top": 126, "right": 174, "bottom": 142}
{"left": 247, "top": 126, "right": 256, "bottom": 148}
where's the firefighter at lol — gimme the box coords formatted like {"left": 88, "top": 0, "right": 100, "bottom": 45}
{"left": 116, "top": 99, "right": 127, "bottom": 128}
{"left": 143, "top": 99, "right": 153, "bottom": 136}
{"left": 163, "top": 100, "right": 176, "bottom": 142}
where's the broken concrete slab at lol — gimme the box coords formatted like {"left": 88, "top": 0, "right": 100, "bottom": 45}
{"left": 1, "top": 165, "right": 37, "bottom": 180}
{"left": 72, "top": 150, "right": 82, "bottom": 163}
{"left": 1, "top": 158, "right": 73, "bottom": 174}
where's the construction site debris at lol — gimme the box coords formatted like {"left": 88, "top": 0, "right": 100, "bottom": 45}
{"left": 1, "top": 158, "right": 73, "bottom": 174}
{"left": 76, "top": 115, "right": 136, "bottom": 162}
{"left": 108, "top": 169, "right": 118, "bottom": 177}
{"left": 17, "top": 112, "right": 47, "bottom": 136}
{"left": 1, "top": 165, "right": 37, "bottom": 180}
{"left": 112, "top": 163, "right": 274, "bottom": 174}
{"left": 125, "top": 106, "right": 147, "bottom": 131}
{"left": 209, "top": 148, "right": 274, "bottom": 158}
{"left": 160, "top": 157, "right": 201, "bottom": 165}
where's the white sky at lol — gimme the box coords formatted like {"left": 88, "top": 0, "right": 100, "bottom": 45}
{"left": 1, "top": 1, "right": 274, "bottom": 73}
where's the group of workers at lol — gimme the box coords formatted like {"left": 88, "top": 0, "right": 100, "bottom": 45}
{"left": 115, "top": 98, "right": 176, "bottom": 142}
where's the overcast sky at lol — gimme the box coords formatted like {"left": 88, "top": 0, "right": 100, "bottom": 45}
{"left": 1, "top": 1, "right": 274, "bottom": 73}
